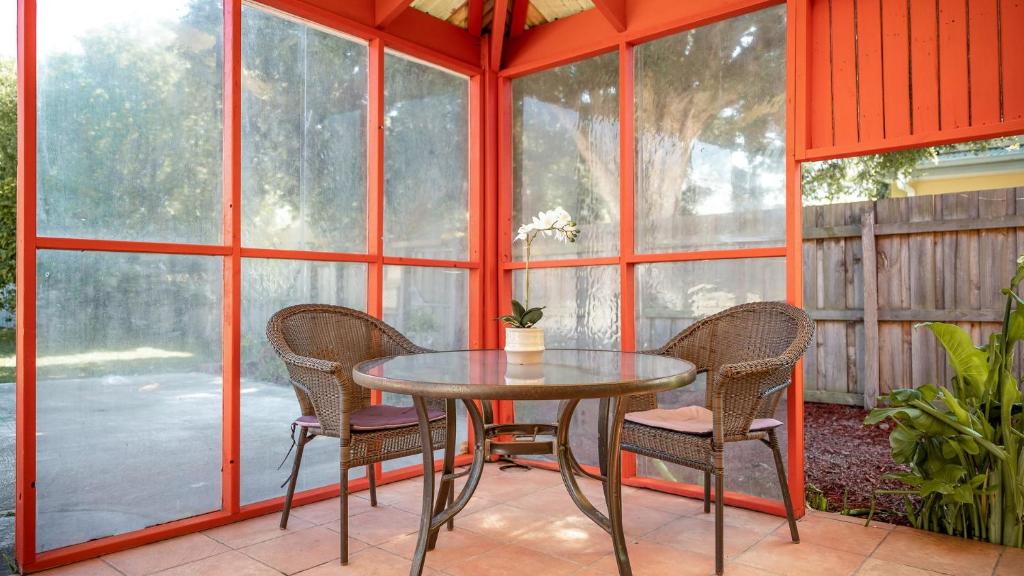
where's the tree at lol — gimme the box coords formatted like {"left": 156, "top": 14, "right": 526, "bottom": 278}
{"left": 802, "top": 137, "right": 1024, "bottom": 203}
{"left": 0, "top": 59, "right": 15, "bottom": 314}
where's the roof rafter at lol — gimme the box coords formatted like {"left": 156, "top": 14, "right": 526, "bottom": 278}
{"left": 591, "top": 0, "right": 627, "bottom": 32}
{"left": 467, "top": 0, "right": 484, "bottom": 36}
{"left": 490, "top": 0, "right": 511, "bottom": 69}
{"left": 510, "top": 0, "right": 529, "bottom": 37}
{"left": 374, "top": 0, "right": 415, "bottom": 27}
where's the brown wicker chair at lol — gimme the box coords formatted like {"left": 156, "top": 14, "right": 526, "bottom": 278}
{"left": 621, "top": 301, "right": 814, "bottom": 575}
{"left": 266, "top": 304, "right": 448, "bottom": 564}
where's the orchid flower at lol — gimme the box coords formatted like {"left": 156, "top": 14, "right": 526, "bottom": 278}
{"left": 506, "top": 208, "right": 580, "bottom": 319}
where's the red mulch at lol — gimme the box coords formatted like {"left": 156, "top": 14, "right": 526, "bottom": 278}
{"left": 805, "top": 402, "right": 911, "bottom": 525}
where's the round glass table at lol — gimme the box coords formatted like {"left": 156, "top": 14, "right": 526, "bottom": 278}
{"left": 353, "top": 349, "right": 696, "bottom": 576}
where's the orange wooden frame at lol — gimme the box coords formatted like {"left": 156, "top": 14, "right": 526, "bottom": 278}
{"left": 494, "top": 0, "right": 801, "bottom": 520}
{"left": 16, "top": 0, "right": 1024, "bottom": 572}
{"left": 15, "top": 0, "right": 483, "bottom": 572}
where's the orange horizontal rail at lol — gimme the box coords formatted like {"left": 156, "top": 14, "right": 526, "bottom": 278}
{"left": 502, "top": 256, "right": 620, "bottom": 269}
{"left": 500, "top": 247, "right": 787, "bottom": 270}
{"left": 382, "top": 256, "right": 481, "bottom": 269}
{"left": 241, "top": 247, "right": 376, "bottom": 263}
{"left": 36, "top": 237, "right": 232, "bottom": 256}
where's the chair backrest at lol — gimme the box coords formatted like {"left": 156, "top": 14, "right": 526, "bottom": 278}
{"left": 655, "top": 301, "right": 814, "bottom": 440}
{"left": 266, "top": 304, "right": 428, "bottom": 436}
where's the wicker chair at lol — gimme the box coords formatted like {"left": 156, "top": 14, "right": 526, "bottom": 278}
{"left": 266, "top": 304, "right": 448, "bottom": 564}
{"left": 621, "top": 301, "right": 814, "bottom": 575}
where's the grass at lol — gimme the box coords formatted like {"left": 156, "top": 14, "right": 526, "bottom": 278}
{"left": 0, "top": 328, "right": 11, "bottom": 383}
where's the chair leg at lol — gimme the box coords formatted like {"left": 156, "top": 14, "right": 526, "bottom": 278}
{"left": 447, "top": 484, "right": 455, "bottom": 531}
{"left": 769, "top": 430, "right": 800, "bottom": 543}
{"left": 703, "top": 470, "right": 712, "bottom": 513}
{"left": 714, "top": 470, "right": 725, "bottom": 576}
{"left": 368, "top": 464, "right": 378, "bottom": 507}
{"left": 280, "top": 429, "right": 309, "bottom": 530}
{"left": 340, "top": 459, "right": 350, "bottom": 565}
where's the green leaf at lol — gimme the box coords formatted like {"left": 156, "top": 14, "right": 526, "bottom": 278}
{"left": 498, "top": 315, "right": 522, "bottom": 328}
{"left": 919, "top": 322, "right": 988, "bottom": 398}
{"left": 890, "top": 424, "right": 923, "bottom": 464}
{"left": 865, "top": 405, "right": 923, "bottom": 426}
{"left": 511, "top": 300, "right": 526, "bottom": 320}
{"left": 521, "top": 308, "right": 544, "bottom": 328}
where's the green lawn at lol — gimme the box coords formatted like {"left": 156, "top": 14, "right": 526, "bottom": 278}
{"left": 0, "top": 328, "right": 11, "bottom": 383}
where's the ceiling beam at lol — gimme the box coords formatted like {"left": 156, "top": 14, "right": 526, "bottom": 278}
{"left": 467, "top": 0, "right": 484, "bottom": 36}
{"left": 375, "top": 0, "right": 415, "bottom": 27}
{"left": 590, "top": 0, "right": 627, "bottom": 32}
{"left": 509, "top": 0, "right": 529, "bottom": 37}
{"left": 490, "top": 0, "right": 510, "bottom": 69}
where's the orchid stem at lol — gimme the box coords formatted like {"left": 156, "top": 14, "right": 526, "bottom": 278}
{"left": 524, "top": 235, "right": 532, "bottom": 311}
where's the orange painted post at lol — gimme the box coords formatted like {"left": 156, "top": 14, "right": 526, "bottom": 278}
{"left": 618, "top": 41, "right": 638, "bottom": 478}
{"left": 938, "top": 0, "right": 970, "bottom": 130}
{"left": 367, "top": 38, "right": 385, "bottom": 424}
{"left": 856, "top": 0, "right": 885, "bottom": 142}
{"left": 469, "top": 72, "right": 485, "bottom": 350}
{"left": 786, "top": 0, "right": 806, "bottom": 517}
{"left": 367, "top": 38, "right": 385, "bottom": 324}
{"left": 880, "top": 0, "right": 911, "bottom": 139}
{"left": 15, "top": 0, "right": 37, "bottom": 567}
{"left": 496, "top": 74, "right": 514, "bottom": 423}
{"left": 968, "top": 0, "right": 1001, "bottom": 126}
{"left": 808, "top": 0, "right": 834, "bottom": 148}
{"left": 483, "top": 41, "right": 501, "bottom": 350}
{"left": 910, "top": 0, "right": 940, "bottom": 134}
{"left": 222, "top": 0, "right": 243, "bottom": 516}
{"left": 1000, "top": 0, "right": 1024, "bottom": 121}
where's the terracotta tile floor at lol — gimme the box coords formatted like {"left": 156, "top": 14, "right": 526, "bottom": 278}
{"left": 38, "top": 466, "right": 1023, "bottom": 576}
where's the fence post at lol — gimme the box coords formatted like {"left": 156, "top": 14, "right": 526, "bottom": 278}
{"left": 861, "top": 209, "right": 880, "bottom": 409}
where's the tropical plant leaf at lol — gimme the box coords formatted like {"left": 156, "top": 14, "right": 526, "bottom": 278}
{"left": 919, "top": 322, "right": 988, "bottom": 398}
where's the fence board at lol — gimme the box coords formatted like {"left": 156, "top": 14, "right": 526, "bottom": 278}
{"left": 803, "top": 187, "right": 1024, "bottom": 405}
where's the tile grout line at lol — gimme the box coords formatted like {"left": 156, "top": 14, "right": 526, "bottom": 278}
{"left": 99, "top": 557, "right": 127, "bottom": 576}
{"left": 850, "top": 521, "right": 895, "bottom": 575}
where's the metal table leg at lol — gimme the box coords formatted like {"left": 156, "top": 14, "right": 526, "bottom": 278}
{"left": 409, "top": 397, "right": 486, "bottom": 576}
{"left": 555, "top": 397, "right": 632, "bottom": 576}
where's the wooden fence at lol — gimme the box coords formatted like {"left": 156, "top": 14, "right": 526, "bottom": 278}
{"left": 802, "top": 187, "right": 1024, "bottom": 408}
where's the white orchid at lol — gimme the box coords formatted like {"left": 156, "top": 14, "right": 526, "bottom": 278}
{"left": 514, "top": 207, "right": 579, "bottom": 244}
{"left": 504, "top": 208, "right": 581, "bottom": 324}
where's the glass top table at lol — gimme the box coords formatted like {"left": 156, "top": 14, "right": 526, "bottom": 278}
{"left": 353, "top": 349, "right": 697, "bottom": 576}
{"left": 354, "top": 348, "right": 694, "bottom": 400}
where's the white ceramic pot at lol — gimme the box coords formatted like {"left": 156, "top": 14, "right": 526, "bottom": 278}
{"left": 504, "top": 327, "right": 545, "bottom": 364}
{"left": 504, "top": 361, "right": 546, "bottom": 385}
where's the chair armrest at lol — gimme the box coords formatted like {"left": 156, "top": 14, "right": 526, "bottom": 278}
{"left": 276, "top": 349, "right": 342, "bottom": 375}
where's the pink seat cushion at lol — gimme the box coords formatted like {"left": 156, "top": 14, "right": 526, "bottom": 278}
{"left": 295, "top": 405, "right": 445, "bottom": 432}
{"left": 294, "top": 415, "right": 320, "bottom": 428}
{"left": 624, "top": 405, "right": 782, "bottom": 436}
{"left": 351, "top": 405, "right": 445, "bottom": 431}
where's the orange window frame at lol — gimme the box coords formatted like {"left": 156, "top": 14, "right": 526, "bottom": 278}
{"left": 22, "top": 0, "right": 1024, "bottom": 571}
{"left": 492, "top": 0, "right": 805, "bottom": 519}
{"left": 15, "top": 0, "right": 483, "bottom": 571}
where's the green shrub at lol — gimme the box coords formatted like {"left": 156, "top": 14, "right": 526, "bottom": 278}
{"left": 866, "top": 257, "right": 1024, "bottom": 546}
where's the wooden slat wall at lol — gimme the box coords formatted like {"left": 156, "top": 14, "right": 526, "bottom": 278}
{"left": 803, "top": 187, "right": 1024, "bottom": 406}
{"left": 800, "top": 0, "right": 1024, "bottom": 160}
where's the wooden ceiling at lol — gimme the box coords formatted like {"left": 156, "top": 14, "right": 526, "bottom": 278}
{"left": 410, "top": 0, "right": 596, "bottom": 34}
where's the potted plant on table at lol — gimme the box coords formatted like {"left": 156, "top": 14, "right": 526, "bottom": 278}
{"left": 501, "top": 207, "right": 579, "bottom": 364}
